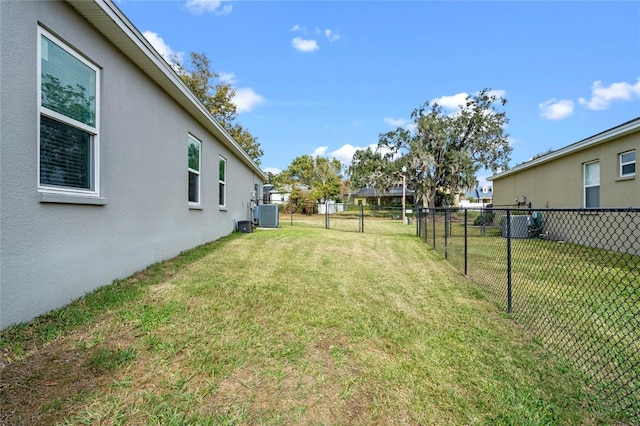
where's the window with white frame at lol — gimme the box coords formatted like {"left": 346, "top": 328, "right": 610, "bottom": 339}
{"left": 219, "top": 156, "right": 226, "bottom": 207}
{"left": 38, "top": 27, "right": 100, "bottom": 194}
{"left": 584, "top": 160, "right": 600, "bottom": 208}
{"left": 620, "top": 150, "right": 636, "bottom": 177}
{"left": 188, "top": 135, "right": 201, "bottom": 205}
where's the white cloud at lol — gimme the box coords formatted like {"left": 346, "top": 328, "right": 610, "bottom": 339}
{"left": 330, "top": 144, "right": 359, "bottom": 165}
{"left": 432, "top": 92, "right": 469, "bottom": 111}
{"left": 312, "top": 144, "right": 357, "bottom": 166}
{"left": 218, "top": 72, "right": 237, "bottom": 84}
{"left": 324, "top": 29, "right": 340, "bottom": 42}
{"left": 432, "top": 89, "right": 507, "bottom": 114}
{"left": 142, "top": 31, "right": 184, "bottom": 64}
{"left": 539, "top": 98, "right": 574, "bottom": 120}
{"left": 185, "top": 0, "right": 232, "bottom": 15}
{"left": 311, "top": 143, "right": 393, "bottom": 168}
{"left": 217, "top": 4, "right": 233, "bottom": 15}
{"left": 384, "top": 117, "right": 417, "bottom": 132}
{"left": 578, "top": 78, "right": 640, "bottom": 110}
{"left": 375, "top": 145, "right": 394, "bottom": 159}
{"left": 312, "top": 146, "right": 329, "bottom": 157}
{"left": 292, "top": 37, "right": 319, "bottom": 53}
{"left": 216, "top": 73, "right": 265, "bottom": 114}
{"left": 233, "top": 88, "right": 266, "bottom": 114}
{"left": 383, "top": 117, "right": 410, "bottom": 127}
{"left": 335, "top": 144, "right": 396, "bottom": 166}
{"left": 263, "top": 167, "right": 281, "bottom": 175}
{"left": 291, "top": 24, "right": 301, "bottom": 32}
{"left": 487, "top": 89, "right": 507, "bottom": 99}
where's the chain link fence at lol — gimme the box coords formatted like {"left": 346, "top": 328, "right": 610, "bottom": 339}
{"left": 417, "top": 207, "right": 640, "bottom": 421}
{"left": 283, "top": 203, "right": 414, "bottom": 235}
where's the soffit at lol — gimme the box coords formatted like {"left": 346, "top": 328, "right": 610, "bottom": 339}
{"left": 65, "top": 0, "right": 266, "bottom": 180}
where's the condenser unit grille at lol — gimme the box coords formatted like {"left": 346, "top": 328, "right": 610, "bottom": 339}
{"left": 258, "top": 204, "right": 279, "bottom": 228}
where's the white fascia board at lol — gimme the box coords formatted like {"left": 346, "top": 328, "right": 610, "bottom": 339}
{"left": 489, "top": 117, "right": 640, "bottom": 181}
{"left": 66, "top": 0, "right": 267, "bottom": 181}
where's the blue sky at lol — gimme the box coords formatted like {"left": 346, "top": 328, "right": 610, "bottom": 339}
{"left": 116, "top": 0, "right": 640, "bottom": 185}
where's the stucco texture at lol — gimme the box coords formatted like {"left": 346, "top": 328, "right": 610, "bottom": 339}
{"left": 0, "top": 1, "right": 263, "bottom": 328}
{"left": 492, "top": 132, "right": 639, "bottom": 208}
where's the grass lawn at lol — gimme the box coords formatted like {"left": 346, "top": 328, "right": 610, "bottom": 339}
{"left": 0, "top": 225, "right": 620, "bottom": 425}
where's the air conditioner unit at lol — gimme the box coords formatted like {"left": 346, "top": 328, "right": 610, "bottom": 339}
{"left": 501, "top": 215, "right": 529, "bottom": 238}
{"left": 257, "top": 204, "right": 279, "bottom": 228}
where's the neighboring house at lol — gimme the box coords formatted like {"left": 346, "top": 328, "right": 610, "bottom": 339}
{"left": 263, "top": 184, "right": 289, "bottom": 205}
{"left": 489, "top": 118, "right": 639, "bottom": 255}
{"left": 459, "top": 186, "right": 493, "bottom": 207}
{"left": 317, "top": 201, "right": 346, "bottom": 214}
{"left": 262, "top": 184, "right": 279, "bottom": 204}
{"left": 489, "top": 117, "right": 639, "bottom": 208}
{"left": 263, "top": 184, "right": 310, "bottom": 205}
{"left": 352, "top": 186, "right": 415, "bottom": 206}
{"left": 0, "top": 0, "right": 266, "bottom": 329}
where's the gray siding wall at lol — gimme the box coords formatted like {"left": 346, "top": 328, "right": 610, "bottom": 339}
{"left": 0, "top": 1, "right": 262, "bottom": 328}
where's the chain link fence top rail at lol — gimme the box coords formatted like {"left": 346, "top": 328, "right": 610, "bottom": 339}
{"left": 417, "top": 207, "right": 639, "bottom": 421}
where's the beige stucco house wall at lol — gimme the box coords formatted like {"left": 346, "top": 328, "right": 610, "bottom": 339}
{"left": 489, "top": 118, "right": 639, "bottom": 255}
{"left": 490, "top": 118, "right": 639, "bottom": 208}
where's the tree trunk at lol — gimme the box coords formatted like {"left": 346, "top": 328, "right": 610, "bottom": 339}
{"left": 428, "top": 186, "right": 438, "bottom": 209}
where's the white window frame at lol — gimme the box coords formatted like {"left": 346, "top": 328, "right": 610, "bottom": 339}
{"left": 584, "top": 160, "right": 600, "bottom": 208}
{"left": 620, "top": 150, "right": 636, "bottom": 178}
{"left": 188, "top": 134, "right": 201, "bottom": 206}
{"left": 219, "top": 156, "right": 227, "bottom": 208}
{"left": 37, "top": 26, "right": 100, "bottom": 197}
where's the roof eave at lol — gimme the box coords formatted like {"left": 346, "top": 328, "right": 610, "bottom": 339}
{"left": 489, "top": 117, "right": 640, "bottom": 181}
{"left": 65, "top": 0, "right": 266, "bottom": 181}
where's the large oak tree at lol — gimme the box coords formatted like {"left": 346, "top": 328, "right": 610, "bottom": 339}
{"left": 378, "top": 89, "right": 511, "bottom": 207}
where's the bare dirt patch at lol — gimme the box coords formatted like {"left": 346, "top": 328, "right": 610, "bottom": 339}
{"left": 205, "top": 335, "right": 375, "bottom": 424}
{"left": 1, "top": 336, "right": 107, "bottom": 425}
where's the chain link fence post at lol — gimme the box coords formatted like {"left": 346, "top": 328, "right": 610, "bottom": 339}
{"left": 432, "top": 208, "right": 436, "bottom": 249}
{"left": 444, "top": 207, "right": 449, "bottom": 261}
{"left": 506, "top": 209, "right": 512, "bottom": 314}
{"left": 324, "top": 201, "right": 328, "bottom": 229}
{"left": 464, "top": 209, "right": 468, "bottom": 276}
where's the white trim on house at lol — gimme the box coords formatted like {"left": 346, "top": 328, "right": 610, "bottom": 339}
{"left": 37, "top": 25, "right": 102, "bottom": 198}
{"left": 620, "top": 150, "right": 636, "bottom": 178}
{"left": 188, "top": 133, "right": 202, "bottom": 207}
{"left": 489, "top": 117, "right": 640, "bottom": 181}
{"left": 64, "top": 0, "right": 266, "bottom": 181}
{"left": 219, "top": 155, "right": 227, "bottom": 209}
{"left": 584, "top": 160, "right": 600, "bottom": 208}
